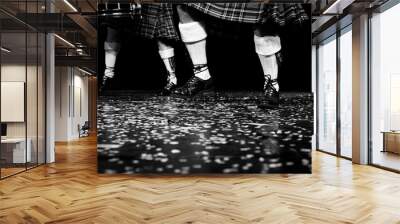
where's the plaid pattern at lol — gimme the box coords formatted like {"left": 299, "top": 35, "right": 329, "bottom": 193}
{"left": 187, "top": 3, "right": 308, "bottom": 26}
{"left": 136, "top": 4, "right": 180, "bottom": 41}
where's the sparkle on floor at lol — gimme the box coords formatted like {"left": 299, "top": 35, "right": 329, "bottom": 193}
{"left": 97, "top": 92, "right": 313, "bottom": 174}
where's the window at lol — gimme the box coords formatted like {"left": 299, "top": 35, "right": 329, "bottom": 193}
{"left": 317, "top": 35, "right": 337, "bottom": 154}
{"left": 316, "top": 24, "right": 353, "bottom": 159}
{"left": 370, "top": 2, "right": 400, "bottom": 171}
{"left": 0, "top": 1, "right": 47, "bottom": 179}
{"left": 339, "top": 27, "right": 352, "bottom": 158}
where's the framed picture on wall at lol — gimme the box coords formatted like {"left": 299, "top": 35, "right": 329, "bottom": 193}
{"left": 97, "top": 2, "right": 313, "bottom": 174}
{"left": 1, "top": 81, "right": 25, "bottom": 123}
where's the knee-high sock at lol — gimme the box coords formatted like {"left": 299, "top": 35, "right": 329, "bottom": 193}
{"left": 104, "top": 41, "right": 120, "bottom": 78}
{"left": 159, "top": 48, "right": 177, "bottom": 84}
{"left": 258, "top": 54, "right": 278, "bottom": 80}
{"left": 179, "top": 22, "right": 210, "bottom": 80}
{"left": 254, "top": 35, "right": 281, "bottom": 89}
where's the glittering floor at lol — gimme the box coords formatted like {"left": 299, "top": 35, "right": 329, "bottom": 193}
{"left": 97, "top": 92, "right": 313, "bottom": 174}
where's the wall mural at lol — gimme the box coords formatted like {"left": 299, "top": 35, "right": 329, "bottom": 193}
{"left": 97, "top": 2, "right": 313, "bottom": 174}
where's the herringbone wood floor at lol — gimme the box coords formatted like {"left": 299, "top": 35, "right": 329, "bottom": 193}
{"left": 1, "top": 136, "right": 400, "bottom": 224}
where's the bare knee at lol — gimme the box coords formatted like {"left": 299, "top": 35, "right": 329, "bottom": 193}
{"left": 176, "top": 5, "right": 196, "bottom": 23}
{"left": 106, "top": 27, "right": 120, "bottom": 42}
{"left": 254, "top": 27, "right": 263, "bottom": 37}
{"left": 157, "top": 39, "right": 173, "bottom": 51}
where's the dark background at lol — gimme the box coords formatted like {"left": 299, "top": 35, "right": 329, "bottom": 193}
{"left": 98, "top": 4, "right": 311, "bottom": 93}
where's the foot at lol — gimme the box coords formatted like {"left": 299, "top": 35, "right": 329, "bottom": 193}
{"left": 173, "top": 76, "right": 212, "bottom": 96}
{"left": 159, "top": 81, "right": 177, "bottom": 96}
{"left": 101, "top": 67, "right": 115, "bottom": 90}
{"left": 264, "top": 75, "right": 279, "bottom": 105}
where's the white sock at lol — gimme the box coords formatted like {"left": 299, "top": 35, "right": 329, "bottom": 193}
{"left": 168, "top": 72, "right": 177, "bottom": 85}
{"left": 159, "top": 48, "right": 177, "bottom": 85}
{"left": 185, "top": 40, "right": 210, "bottom": 80}
{"left": 178, "top": 22, "right": 207, "bottom": 43}
{"left": 179, "top": 22, "right": 210, "bottom": 80}
{"left": 194, "top": 65, "right": 211, "bottom": 80}
{"left": 258, "top": 54, "right": 278, "bottom": 80}
{"left": 104, "top": 41, "right": 120, "bottom": 78}
{"left": 104, "top": 51, "right": 117, "bottom": 78}
{"left": 254, "top": 35, "right": 281, "bottom": 56}
{"left": 254, "top": 35, "right": 281, "bottom": 90}
{"left": 258, "top": 54, "right": 279, "bottom": 91}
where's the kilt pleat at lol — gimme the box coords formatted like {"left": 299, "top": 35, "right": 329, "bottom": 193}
{"left": 187, "top": 3, "right": 308, "bottom": 26}
{"left": 136, "top": 3, "right": 180, "bottom": 41}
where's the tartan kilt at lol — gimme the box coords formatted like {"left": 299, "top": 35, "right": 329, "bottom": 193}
{"left": 135, "top": 4, "right": 180, "bottom": 41}
{"left": 187, "top": 3, "right": 308, "bottom": 26}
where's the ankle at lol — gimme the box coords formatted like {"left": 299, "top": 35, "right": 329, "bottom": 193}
{"left": 264, "top": 74, "right": 279, "bottom": 91}
{"left": 265, "top": 74, "right": 278, "bottom": 80}
{"left": 193, "top": 64, "right": 210, "bottom": 80}
{"left": 104, "top": 67, "right": 115, "bottom": 78}
{"left": 168, "top": 74, "right": 177, "bottom": 85}
{"left": 273, "top": 82, "right": 280, "bottom": 92}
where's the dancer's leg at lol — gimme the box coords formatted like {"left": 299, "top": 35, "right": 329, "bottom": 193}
{"left": 174, "top": 5, "right": 212, "bottom": 96}
{"left": 157, "top": 40, "right": 178, "bottom": 95}
{"left": 254, "top": 27, "right": 281, "bottom": 104}
{"left": 177, "top": 5, "right": 210, "bottom": 80}
{"left": 158, "top": 40, "right": 177, "bottom": 85}
{"left": 104, "top": 27, "right": 121, "bottom": 83}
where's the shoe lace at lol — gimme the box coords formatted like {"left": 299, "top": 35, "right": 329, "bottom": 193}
{"left": 187, "top": 76, "right": 199, "bottom": 86}
{"left": 104, "top": 67, "right": 115, "bottom": 79}
{"left": 264, "top": 75, "right": 279, "bottom": 91}
{"left": 165, "top": 81, "right": 175, "bottom": 89}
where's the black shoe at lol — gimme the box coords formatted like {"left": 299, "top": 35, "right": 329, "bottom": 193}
{"left": 173, "top": 76, "right": 212, "bottom": 96}
{"left": 101, "top": 76, "right": 110, "bottom": 87}
{"left": 264, "top": 75, "right": 279, "bottom": 105}
{"left": 159, "top": 82, "right": 177, "bottom": 96}
{"left": 99, "top": 76, "right": 111, "bottom": 93}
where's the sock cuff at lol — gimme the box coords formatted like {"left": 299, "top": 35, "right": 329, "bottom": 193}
{"left": 254, "top": 35, "right": 281, "bottom": 56}
{"left": 193, "top": 64, "right": 208, "bottom": 72}
{"left": 179, "top": 22, "right": 207, "bottom": 43}
{"left": 104, "top": 41, "right": 121, "bottom": 51}
{"left": 194, "top": 68, "right": 211, "bottom": 80}
{"left": 158, "top": 48, "right": 175, "bottom": 59}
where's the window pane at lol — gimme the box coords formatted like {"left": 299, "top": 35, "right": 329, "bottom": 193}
{"left": 0, "top": 0, "right": 46, "bottom": 179}
{"left": 318, "top": 36, "right": 337, "bottom": 154}
{"left": 27, "top": 30, "right": 38, "bottom": 169}
{"left": 340, "top": 29, "right": 352, "bottom": 158}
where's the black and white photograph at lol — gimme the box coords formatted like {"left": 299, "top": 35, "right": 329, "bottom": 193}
{"left": 4, "top": 1, "right": 400, "bottom": 222}
{"left": 97, "top": 2, "right": 313, "bottom": 174}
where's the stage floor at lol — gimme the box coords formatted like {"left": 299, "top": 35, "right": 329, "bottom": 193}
{"left": 97, "top": 92, "right": 313, "bottom": 174}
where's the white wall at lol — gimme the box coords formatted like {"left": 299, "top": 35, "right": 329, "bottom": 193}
{"left": 55, "top": 66, "right": 70, "bottom": 141}
{"left": 73, "top": 72, "right": 89, "bottom": 137}
{"left": 55, "top": 66, "right": 89, "bottom": 141}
